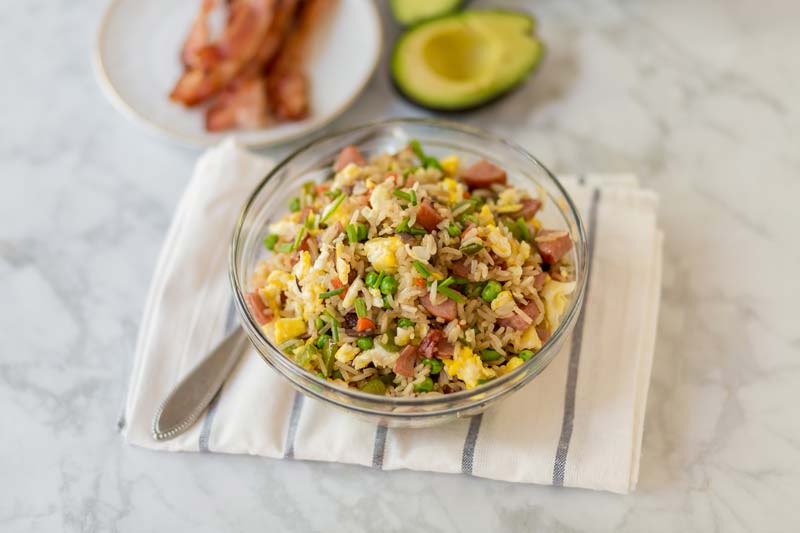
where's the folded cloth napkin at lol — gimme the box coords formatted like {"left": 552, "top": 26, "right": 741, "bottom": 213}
{"left": 122, "top": 139, "right": 662, "bottom": 494}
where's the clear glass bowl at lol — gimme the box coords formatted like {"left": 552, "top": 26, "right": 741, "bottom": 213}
{"left": 230, "top": 118, "right": 587, "bottom": 428}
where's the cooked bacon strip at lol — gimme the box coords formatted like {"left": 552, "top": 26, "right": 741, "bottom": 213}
{"left": 418, "top": 329, "right": 444, "bottom": 359}
{"left": 416, "top": 200, "right": 443, "bottom": 232}
{"left": 171, "top": 0, "right": 278, "bottom": 107}
{"left": 420, "top": 294, "right": 457, "bottom": 321}
{"left": 497, "top": 301, "right": 539, "bottom": 331}
{"left": 267, "top": 0, "right": 336, "bottom": 120}
{"left": 180, "top": 0, "right": 222, "bottom": 69}
{"left": 461, "top": 159, "right": 507, "bottom": 189}
{"left": 245, "top": 291, "right": 272, "bottom": 324}
{"left": 535, "top": 229, "right": 573, "bottom": 264}
{"left": 533, "top": 271, "right": 547, "bottom": 290}
{"left": 449, "top": 258, "right": 472, "bottom": 279}
{"left": 394, "top": 345, "right": 418, "bottom": 378}
{"left": 436, "top": 339, "right": 455, "bottom": 358}
{"left": 334, "top": 145, "right": 367, "bottom": 172}
{"left": 205, "top": 77, "right": 270, "bottom": 131}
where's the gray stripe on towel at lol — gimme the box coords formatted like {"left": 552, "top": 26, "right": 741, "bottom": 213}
{"left": 199, "top": 298, "right": 239, "bottom": 452}
{"left": 372, "top": 425, "right": 388, "bottom": 469}
{"left": 283, "top": 392, "right": 305, "bottom": 459}
{"left": 552, "top": 186, "right": 601, "bottom": 486}
{"left": 461, "top": 414, "right": 484, "bottom": 475}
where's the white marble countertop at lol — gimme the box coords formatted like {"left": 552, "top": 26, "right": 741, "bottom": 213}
{"left": 3, "top": 0, "right": 799, "bottom": 530}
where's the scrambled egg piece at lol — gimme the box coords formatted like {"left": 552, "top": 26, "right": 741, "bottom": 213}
{"left": 497, "top": 356, "right": 525, "bottom": 376}
{"left": 491, "top": 290, "right": 516, "bottom": 317}
{"left": 333, "top": 163, "right": 362, "bottom": 189}
{"left": 252, "top": 261, "right": 270, "bottom": 289}
{"left": 352, "top": 344, "right": 399, "bottom": 370}
{"left": 273, "top": 318, "right": 307, "bottom": 344}
{"left": 443, "top": 346, "right": 495, "bottom": 389}
{"left": 441, "top": 177, "right": 465, "bottom": 202}
{"left": 334, "top": 343, "right": 359, "bottom": 363}
{"left": 369, "top": 181, "right": 395, "bottom": 220}
{"left": 292, "top": 251, "right": 312, "bottom": 280}
{"left": 364, "top": 237, "right": 401, "bottom": 273}
{"left": 513, "top": 325, "right": 543, "bottom": 353}
{"left": 440, "top": 155, "right": 459, "bottom": 176}
{"left": 260, "top": 270, "right": 293, "bottom": 313}
{"left": 335, "top": 242, "right": 350, "bottom": 285}
{"left": 540, "top": 279, "right": 577, "bottom": 329}
{"left": 506, "top": 240, "right": 531, "bottom": 268}
{"left": 395, "top": 326, "right": 415, "bottom": 347}
{"left": 495, "top": 188, "right": 522, "bottom": 213}
{"left": 477, "top": 205, "right": 494, "bottom": 226}
{"left": 486, "top": 226, "right": 512, "bottom": 257}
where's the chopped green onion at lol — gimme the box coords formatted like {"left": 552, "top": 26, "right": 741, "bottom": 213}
{"left": 289, "top": 197, "right": 301, "bottom": 212}
{"left": 481, "top": 280, "right": 503, "bottom": 303}
{"left": 360, "top": 377, "right": 386, "bottom": 395}
{"left": 324, "top": 311, "right": 340, "bottom": 343}
{"left": 424, "top": 156, "right": 442, "bottom": 170}
{"left": 414, "top": 377, "right": 434, "bottom": 393}
{"left": 397, "top": 318, "right": 414, "bottom": 328}
{"left": 380, "top": 275, "right": 398, "bottom": 295}
{"left": 409, "top": 189, "right": 417, "bottom": 206}
{"left": 356, "top": 336, "right": 374, "bottom": 350}
{"left": 324, "top": 188, "right": 342, "bottom": 198}
{"left": 467, "top": 281, "right": 486, "bottom": 299}
{"left": 275, "top": 242, "right": 294, "bottom": 253}
{"left": 356, "top": 223, "right": 368, "bottom": 241}
{"left": 438, "top": 286, "right": 465, "bottom": 303}
{"left": 446, "top": 222, "right": 461, "bottom": 237}
{"left": 480, "top": 349, "right": 502, "bottom": 362}
{"left": 296, "top": 344, "right": 317, "bottom": 367}
{"left": 395, "top": 217, "right": 410, "bottom": 233}
{"left": 409, "top": 139, "right": 425, "bottom": 161}
{"left": 517, "top": 217, "right": 531, "bottom": 241}
{"left": 321, "top": 193, "right": 346, "bottom": 222}
{"left": 450, "top": 277, "right": 469, "bottom": 285}
{"left": 365, "top": 271, "right": 379, "bottom": 288}
{"left": 263, "top": 233, "right": 279, "bottom": 251}
{"left": 460, "top": 242, "right": 484, "bottom": 255}
{"left": 503, "top": 219, "right": 521, "bottom": 240}
{"left": 519, "top": 350, "right": 534, "bottom": 362}
{"left": 402, "top": 167, "right": 418, "bottom": 178}
{"left": 393, "top": 189, "right": 413, "bottom": 203}
{"left": 379, "top": 331, "right": 401, "bottom": 352}
{"left": 439, "top": 276, "right": 456, "bottom": 289}
{"left": 315, "top": 317, "right": 325, "bottom": 330}
{"left": 383, "top": 295, "right": 393, "bottom": 309}
{"left": 346, "top": 224, "right": 359, "bottom": 244}
{"left": 291, "top": 227, "right": 307, "bottom": 251}
{"left": 304, "top": 213, "right": 317, "bottom": 230}
{"left": 355, "top": 297, "right": 367, "bottom": 318}
{"left": 408, "top": 227, "right": 427, "bottom": 235}
{"left": 302, "top": 181, "right": 317, "bottom": 198}
{"left": 321, "top": 339, "right": 336, "bottom": 375}
{"left": 422, "top": 358, "right": 443, "bottom": 374}
{"left": 331, "top": 369, "right": 343, "bottom": 380}
{"left": 412, "top": 260, "right": 431, "bottom": 278}
{"left": 319, "top": 287, "right": 345, "bottom": 299}
{"left": 317, "top": 372, "right": 325, "bottom": 379}
{"left": 477, "top": 377, "right": 495, "bottom": 385}
{"left": 380, "top": 372, "right": 396, "bottom": 385}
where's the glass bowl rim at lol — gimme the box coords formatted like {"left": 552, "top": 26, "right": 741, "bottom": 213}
{"left": 229, "top": 117, "right": 588, "bottom": 409}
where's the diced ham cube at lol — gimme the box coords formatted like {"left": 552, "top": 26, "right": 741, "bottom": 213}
{"left": 450, "top": 258, "right": 472, "bottom": 278}
{"left": 533, "top": 271, "right": 547, "bottom": 290}
{"left": 496, "top": 301, "right": 539, "bottom": 330}
{"left": 334, "top": 145, "right": 366, "bottom": 172}
{"left": 461, "top": 159, "right": 507, "bottom": 189}
{"left": 535, "top": 230, "right": 573, "bottom": 264}
{"left": 416, "top": 200, "right": 443, "bottom": 232}
{"left": 513, "top": 198, "right": 542, "bottom": 219}
{"left": 418, "top": 329, "right": 444, "bottom": 359}
{"left": 394, "top": 345, "right": 418, "bottom": 378}
{"left": 420, "top": 294, "right": 457, "bottom": 321}
{"left": 245, "top": 292, "right": 272, "bottom": 325}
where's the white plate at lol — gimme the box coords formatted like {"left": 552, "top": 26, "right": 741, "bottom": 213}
{"left": 94, "top": 0, "right": 382, "bottom": 147}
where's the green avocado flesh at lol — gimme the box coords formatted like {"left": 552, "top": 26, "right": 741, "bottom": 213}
{"left": 390, "top": 0, "right": 462, "bottom": 26}
{"left": 391, "top": 10, "right": 544, "bottom": 111}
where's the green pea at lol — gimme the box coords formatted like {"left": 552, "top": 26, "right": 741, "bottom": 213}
{"left": 422, "top": 358, "right": 443, "bottom": 375}
{"left": 365, "top": 271, "right": 379, "bottom": 288}
{"left": 380, "top": 275, "right": 398, "bottom": 295}
{"left": 519, "top": 350, "right": 534, "bottom": 362}
{"left": 316, "top": 334, "right": 331, "bottom": 349}
{"left": 481, "top": 280, "right": 503, "bottom": 303}
{"left": 414, "top": 377, "right": 434, "bottom": 393}
{"left": 356, "top": 337, "right": 373, "bottom": 350}
{"left": 379, "top": 372, "right": 396, "bottom": 385}
{"left": 397, "top": 318, "right": 414, "bottom": 328}
{"left": 480, "top": 349, "right": 502, "bottom": 362}
{"left": 360, "top": 377, "right": 386, "bottom": 395}
{"left": 289, "top": 197, "right": 301, "bottom": 212}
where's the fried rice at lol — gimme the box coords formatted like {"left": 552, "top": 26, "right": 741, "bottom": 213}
{"left": 245, "top": 141, "right": 576, "bottom": 397}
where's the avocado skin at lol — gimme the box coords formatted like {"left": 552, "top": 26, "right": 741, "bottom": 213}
{"left": 390, "top": 0, "right": 464, "bottom": 26}
{"left": 390, "top": 10, "right": 545, "bottom": 112}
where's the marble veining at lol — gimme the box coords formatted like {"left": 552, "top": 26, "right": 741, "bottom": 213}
{"left": 1, "top": 0, "right": 799, "bottom": 531}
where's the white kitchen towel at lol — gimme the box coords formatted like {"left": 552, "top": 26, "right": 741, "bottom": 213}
{"left": 122, "top": 139, "right": 662, "bottom": 494}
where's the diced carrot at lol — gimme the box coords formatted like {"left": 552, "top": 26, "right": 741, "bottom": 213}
{"left": 356, "top": 317, "right": 375, "bottom": 332}
{"left": 331, "top": 278, "right": 344, "bottom": 289}
{"left": 414, "top": 278, "right": 426, "bottom": 287}
{"left": 316, "top": 184, "right": 330, "bottom": 194}
{"left": 463, "top": 191, "right": 471, "bottom": 199}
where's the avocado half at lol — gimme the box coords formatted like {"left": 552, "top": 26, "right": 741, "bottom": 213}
{"left": 391, "top": 10, "right": 544, "bottom": 111}
{"left": 389, "top": 0, "right": 462, "bottom": 26}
